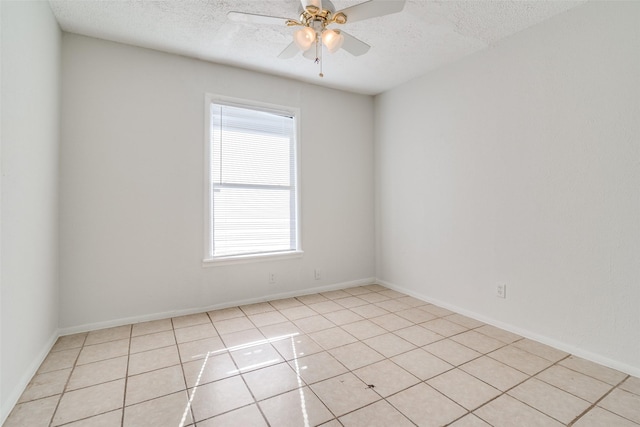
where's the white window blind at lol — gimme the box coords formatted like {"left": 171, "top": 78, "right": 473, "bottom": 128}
{"left": 209, "top": 102, "right": 298, "bottom": 258}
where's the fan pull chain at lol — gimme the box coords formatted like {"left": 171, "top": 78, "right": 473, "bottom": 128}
{"left": 319, "top": 38, "right": 323, "bottom": 78}
{"left": 313, "top": 36, "right": 323, "bottom": 78}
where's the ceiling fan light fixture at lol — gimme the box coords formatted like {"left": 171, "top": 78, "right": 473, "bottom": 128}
{"left": 322, "top": 29, "right": 344, "bottom": 53}
{"left": 293, "top": 27, "right": 316, "bottom": 51}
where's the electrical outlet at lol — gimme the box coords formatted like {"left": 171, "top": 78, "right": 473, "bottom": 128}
{"left": 314, "top": 269, "right": 322, "bottom": 280}
{"left": 269, "top": 273, "right": 277, "bottom": 284}
{"left": 496, "top": 284, "right": 506, "bottom": 299}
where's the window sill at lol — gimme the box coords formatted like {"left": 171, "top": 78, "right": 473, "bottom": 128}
{"left": 202, "top": 250, "right": 304, "bottom": 267}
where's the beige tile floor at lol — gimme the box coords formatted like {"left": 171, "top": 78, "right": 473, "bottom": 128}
{"left": 5, "top": 284, "right": 640, "bottom": 426}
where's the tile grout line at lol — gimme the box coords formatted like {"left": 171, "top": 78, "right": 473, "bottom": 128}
{"left": 471, "top": 351, "right": 632, "bottom": 426}
{"left": 287, "top": 334, "right": 342, "bottom": 427}
{"left": 567, "top": 374, "right": 630, "bottom": 426}
{"left": 47, "top": 333, "right": 132, "bottom": 426}
{"left": 449, "top": 353, "right": 574, "bottom": 426}
{"left": 296, "top": 289, "right": 517, "bottom": 413}
{"left": 292, "top": 289, "right": 454, "bottom": 424}
{"left": 47, "top": 333, "right": 87, "bottom": 427}
{"left": 375, "top": 311, "right": 525, "bottom": 425}
{"left": 206, "top": 307, "right": 282, "bottom": 425}
{"left": 225, "top": 325, "right": 272, "bottom": 427}
{"left": 201, "top": 300, "right": 388, "bottom": 425}
{"left": 120, "top": 325, "right": 133, "bottom": 426}
{"left": 172, "top": 316, "right": 192, "bottom": 427}
{"left": 328, "top": 290, "right": 569, "bottom": 426}
{"left": 532, "top": 354, "right": 626, "bottom": 406}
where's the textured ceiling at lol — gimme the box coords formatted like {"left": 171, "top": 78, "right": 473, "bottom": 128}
{"left": 49, "top": 0, "right": 585, "bottom": 95}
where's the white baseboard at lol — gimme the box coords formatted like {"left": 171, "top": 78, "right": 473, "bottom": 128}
{"left": 59, "top": 277, "right": 377, "bottom": 336}
{"left": 1, "top": 329, "right": 60, "bottom": 426}
{"left": 377, "top": 278, "right": 640, "bottom": 378}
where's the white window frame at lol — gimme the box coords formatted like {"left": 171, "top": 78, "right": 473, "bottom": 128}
{"left": 203, "top": 94, "right": 303, "bottom": 266}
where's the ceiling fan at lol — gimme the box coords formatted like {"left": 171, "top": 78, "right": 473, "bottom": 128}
{"left": 228, "top": 0, "right": 406, "bottom": 77}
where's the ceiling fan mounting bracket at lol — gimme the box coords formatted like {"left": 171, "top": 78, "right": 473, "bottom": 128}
{"left": 297, "top": 6, "right": 346, "bottom": 31}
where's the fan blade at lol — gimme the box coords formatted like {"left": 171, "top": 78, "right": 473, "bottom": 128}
{"left": 227, "top": 11, "right": 290, "bottom": 26}
{"left": 303, "top": 47, "right": 317, "bottom": 60}
{"left": 340, "top": 31, "right": 370, "bottom": 56}
{"left": 336, "top": 0, "right": 406, "bottom": 23}
{"left": 301, "top": 0, "right": 322, "bottom": 12}
{"left": 278, "top": 42, "right": 300, "bottom": 59}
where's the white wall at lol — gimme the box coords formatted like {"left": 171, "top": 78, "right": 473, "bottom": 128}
{"left": 0, "top": 0, "right": 61, "bottom": 421}
{"left": 60, "top": 34, "right": 375, "bottom": 330}
{"left": 375, "top": 1, "right": 640, "bottom": 375}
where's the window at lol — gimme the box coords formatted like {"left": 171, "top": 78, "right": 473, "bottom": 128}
{"left": 205, "top": 96, "right": 301, "bottom": 262}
